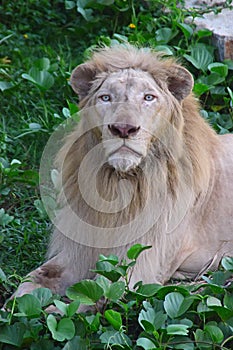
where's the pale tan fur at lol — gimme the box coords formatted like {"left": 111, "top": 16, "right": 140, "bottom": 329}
{"left": 15, "top": 45, "right": 233, "bottom": 296}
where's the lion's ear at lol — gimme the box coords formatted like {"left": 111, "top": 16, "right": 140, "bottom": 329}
{"left": 70, "top": 63, "right": 96, "bottom": 99}
{"left": 167, "top": 65, "right": 194, "bottom": 101}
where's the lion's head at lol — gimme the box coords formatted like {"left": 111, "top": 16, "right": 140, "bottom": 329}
{"left": 70, "top": 45, "right": 194, "bottom": 173}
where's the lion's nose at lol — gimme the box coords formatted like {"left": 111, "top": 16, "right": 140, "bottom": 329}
{"left": 108, "top": 124, "right": 140, "bottom": 138}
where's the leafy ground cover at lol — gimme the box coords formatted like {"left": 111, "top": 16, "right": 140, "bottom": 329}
{"left": 0, "top": 0, "right": 233, "bottom": 348}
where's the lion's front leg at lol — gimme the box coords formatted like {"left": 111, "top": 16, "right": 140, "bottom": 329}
{"left": 14, "top": 258, "right": 73, "bottom": 297}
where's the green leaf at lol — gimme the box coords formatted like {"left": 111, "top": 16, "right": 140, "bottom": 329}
{"left": 94, "top": 261, "right": 122, "bottom": 282}
{"left": 0, "top": 208, "right": 14, "bottom": 226}
{"left": 85, "top": 313, "right": 100, "bottom": 332}
{"left": 204, "top": 324, "right": 224, "bottom": 343}
{"left": 105, "top": 309, "right": 122, "bottom": 330}
{"left": 167, "top": 324, "right": 189, "bottom": 336}
{"left": 67, "top": 299, "right": 80, "bottom": 316}
{"left": 127, "top": 244, "right": 152, "bottom": 260}
{"left": 208, "top": 62, "right": 228, "bottom": 77}
{"left": 136, "top": 337, "right": 157, "bottom": 350}
{"left": 224, "top": 292, "right": 233, "bottom": 310}
{"left": 193, "top": 82, "right": 210, "bottom": 96}
{"left": 177, "top": 22, "right": 193, "bottom": 39}
{"left": 155, "top": 27, "right": 174, "bottom": 44}
{"left": 0, "top": 81, "right": 14, "bottom": 91}
{"left": 29, "top": 122, "right": 41, "bottom": 131}
{"left": 22, "top": 67, "right": 54, "bottom": 90}
{"left": 105, "top": 281, "right": 125, "bottom": 301}
{"left": 197, "top": 29, "right": 212, "bottom": 39}
{"left": 47, "top": 314, "right": 75, "bottom": 341}
{"left": 164, "top": 292, "right": 184, "bottom": 319}
{"left": 221, "top": 256, "right": 233, "bottom": 271}
{"left": 170, "top": 336, "right": 194, "bottom": 350}
{"left": 139, "top": 304, "right": 166, "bottom": 332}
{"left": 136, "top": 283, "right": 161, "bottom": 297}
{"left": 66, "top": 280, "right": 103, "bottom": 305}
{"left": 0, "top": 323, "right": 26, "bottom": 346}
{"left": 32, "top": 288, "right": 52, "bottom": 307}
{"left": 184, "top": 44, "right": 213, "bottom": 72}
{"left": 63, "top": 336, "right": 89, "bottom": 349}
{"left": 0, "top": 267, "right": 6, "bottom": 282}
{"left": 34, "top": 57, "right": 50, "bottom": 71}
{"left": 98, "top": 254, "right": 119, "bottom": 265}
{"left": 206, "top": 296, "right": 221, "bottom": 307}
{"left": 16, "top": 294, "right": 42, "bottom": 317}
{"left": 100, "top": 330, "right": 132, "bottom": 347}
{"left": 65, "top": 1, "right": 76, "bottom": 10}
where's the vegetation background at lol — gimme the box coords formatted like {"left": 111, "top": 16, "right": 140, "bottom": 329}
{"left": 0, "top": 0, "right": 233, "bottom": 349}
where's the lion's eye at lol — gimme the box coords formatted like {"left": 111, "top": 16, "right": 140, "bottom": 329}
{"left": 144, "top": 94, "right": 156, "bottom": 101}
{"left": 99, "top": 95, "right": 111, "bottom": 102}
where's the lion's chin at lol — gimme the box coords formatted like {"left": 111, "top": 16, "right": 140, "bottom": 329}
{"left": 108, "top": 152, "right": 142, "bottom": 172}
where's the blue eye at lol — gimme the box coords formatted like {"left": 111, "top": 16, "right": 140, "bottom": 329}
{"left": 144, "top": 94, "right": 156, "bottom": 101}
{"left": 100, "top": 95, "right": 111, "bottom": 102}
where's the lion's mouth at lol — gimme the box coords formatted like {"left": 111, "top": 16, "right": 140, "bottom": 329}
{"left": 109, "top": 145, "right": 143, "bottom": 158}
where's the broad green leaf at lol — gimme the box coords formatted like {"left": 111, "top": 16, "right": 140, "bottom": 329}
{"left": 197, "top": 29, "right": 212, "bottom": 39}
{"left": 205, "top": 324, "right": 224, "bottom": 343}
{"left": 0, "top": 208, "right": 14, "bottom": 226}
{"left": 95, "top": 275, "right": 110, "bottom": 295}
{"left": 136, "top": 283, "right": 161, "bottom": 297}
{"left": 194, "top": 329, "right": 212, "bottom": 350}
{"left": 54, "top": 300, "right": 68, "bottom": 314}
{"left": 34, "top": 57, "right": 50, "bottom": 71}
{"left": 16, "top": 294, "right": 42, "bottom": 317}
{"left": 193, "top": 82, "right": 210, "bottom": 96}
{"left": 164, "top": 292, "right": 184, "bottom": 319}
{"left": 0, "top": 267, "right": 6, "bottom": 282}
{"left": 208, "top": 62, "right": 228, "bottom": 77}
{"left": 224, "top": 292, "right": 233, "bottom": 310}
{"left": 139, "top": 305, "right": 166, "bottom": 332}
{"left": 136, "top": 337, "right": 157, "bottom": 350}
{"left": 0, "top": 81, "right": 14, "bottom": 91}
{"left": 100, "top": 330, "right": 132, "bottom": 347}
{"left": 105, "top": 309, "right": 122, "bottom": 330}
{"left": 177, "top": 22, "right": 193, "bottom": 39}
{"left": 65, "top": 1, "right": 76, "bottom": 10}
{"left": 94, "top": 261, "right": 122, "bottom": 282}
{"left": 32, "top": 288, "right": 52, "bottom": 307}
{"left": 167, "top": 324, "right": 189, "bottom": 336}
{"left": 105, "top": 281, "right": 125, "bottom": 301}
{"left": 156, "top": 285, "right": 190, "bottom": 299}
{"left": 206, "top": 296, "right": 221, "bottom": 307}
{"left": 22, "top": 67, "right": 54, "bottom": 90}
{"left": 184, "top": 44, "right": 213, "bottom": 72}
{"left": 85, "top": 313, "right": 100, "bottom": 332}
{"left": 154, "top": 45, "right": 173, "bottom": 55}
{"left": 66, "top": 279, "right": 103, "bottom": 305}
{"left": 67, "top": 300, "right": 80, "bottom": 316}
{"left": 29, "top": 122, "right": 41, "bottom": 131}
{"left": 127, "top": 244, "right": 152, "bottom": 260}
{"left": 221, "top": 256, "right": 233, "bottom": 271}
{"left": 0, "top": 323, "right": 26, "bottom": 346}
{"left": 47, "top": 314, "right": 75, "bottom": 341}
{"left": 98, "top": 254, "right": 119, "bottom": 265}
{"left": 155, "top": 27, "right": 174, "bottom": 44}
{"left": 63, "top": 336, "right": 88, "bottom": 349}
{"left": 170, "top": 336, "right": 194, "bottom": 350}
{"left": 97, "top": 0, "right": 115, "bottom": 4}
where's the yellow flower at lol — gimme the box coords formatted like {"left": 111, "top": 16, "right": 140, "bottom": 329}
{"left": 0, "top": 56, "right": 11, "bottom": 64}
{"left": 129, "top": 23, "right": 136, "bottom": 29}
{"left": 23, "top": 34, "right": 28, "bottom": 39}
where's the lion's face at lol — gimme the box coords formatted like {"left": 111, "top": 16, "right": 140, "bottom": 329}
{"left": 71, "top": 46, "right": 194, "bottom": 173}
{"left": 90, "top": 69, "right": 169, "bottom": 172}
